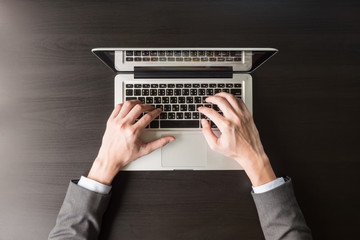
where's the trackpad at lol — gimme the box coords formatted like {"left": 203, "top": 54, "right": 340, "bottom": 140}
{"left": 161, "top": 134, "right": 207, "bottom": 167}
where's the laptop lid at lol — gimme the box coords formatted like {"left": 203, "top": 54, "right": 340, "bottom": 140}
{"left": 91, "top": 48, "right": 278, "bottom": 74}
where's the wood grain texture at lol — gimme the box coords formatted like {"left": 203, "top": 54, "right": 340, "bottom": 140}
{"left": 0, "top": 0, "right": 359, "bottom": 239}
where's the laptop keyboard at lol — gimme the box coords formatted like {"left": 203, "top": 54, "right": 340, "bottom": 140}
{"left": 125, "top": 50, "right": 242, "bottom": 62}
{"left": 125, "top": 82, "right": 242, "bottom": 128}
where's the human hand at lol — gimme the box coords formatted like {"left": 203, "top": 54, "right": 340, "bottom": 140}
{"left": 87, "top": 100, "right": 175, "bottom": 185}
{"left": 198, "top": 92, "right": 276, "bottom": 186}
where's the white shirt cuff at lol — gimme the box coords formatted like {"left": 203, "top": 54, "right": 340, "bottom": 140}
{"left": 77, "top": 176, "right": 112, "bottom": 194}
{"left": 252, "top": 177, "right": 285, "bottom": 194}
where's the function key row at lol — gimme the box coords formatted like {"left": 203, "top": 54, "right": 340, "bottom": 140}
{"left": 125, "top": 57, "right": 242, "bottom": 62}
{"left": 125, "top": 83, "right": 242, "bottom": 88}
{"left": 125, "top": 50, "right": 242, "bottom": 57}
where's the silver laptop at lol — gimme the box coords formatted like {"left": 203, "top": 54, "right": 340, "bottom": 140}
{"left": 92, "top": 48, "right": 277, "bottom": 170}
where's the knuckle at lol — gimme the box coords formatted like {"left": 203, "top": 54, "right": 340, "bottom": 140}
{"left": 142, "top": 113, "right": 153, "bottom": 122}
{"left": 134, "top": 104, "right": 143, "bottom": 112}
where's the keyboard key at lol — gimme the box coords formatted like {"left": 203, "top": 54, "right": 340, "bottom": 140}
{"left": 226, "top": 58, "right": 233, "bottom": 61}
{"left": 150, "top": 89, "right": 157, "bottom": 96}
{"left": 158, "top": 89, "right": 165, "bottom": 96}
{"left": 135, "top": 57, "right": 142, "bottom": 61}
{"left": 159, "top": 84, "right": 166, "bottom": 88}
{"left": 202, "top": 96, "right": 207, "bottom": 103}
{"left": 162, "top": 97, "right": 169, "bottom": 103}
{"left": 156, "top": 105, "right": 163, "bottom": 110}
{"left": 159, "top": 57, "right": 167, "bottom": 61}
{"left": 192, "top": 83, "right": 200, "bottom": 88}
{"left": 231, "top": 51, "right": 242, "bottom": 56}
{"left": 231, "top": 88, "right": 242, "bottom": 95}
{"left": 210, "top": 58, "right": 216, "bottom": 61}
{"left": 184, "top": 57, "right": 191, "bottom": 61}
{"left": 201, "top": 84, "right": 208, "bottom": 88}
{"left": 214, "top": 89, "right": 221, "bottom": 93}
{"left": 215, "top": 51, "right": 221, "bottom": 56}
{"left": 192, "top": 112, "right": 199, "bottom": 119}
{"left": 190, "top": 51, "right": 198, "bottom": 56}
{"left": 190, "top": 89, "right": 197, "bottom": 95}
{"left": 182, "top": 89, "right": 189, "bottom": 95}
{"left": 174, "top": 51, "right": 181, "bottom": 56}
{"left": 134, "top": 51, "right": 141, "bottom": 56}
{"left": 176, "top": 112, "right": 183, "bottom": 119}
{"left": 218, "top": 83, "right": 225, "bottom": 88}
{"left": 180, "top": 105, "right": 187, "bottom": 111}
{"left": 176, "top": 57, "right": 183, "bottom": 61}
{"left": 125, "top": 84, "right": 133, "bottom": 88}
{"left": 164, "top": 105, "right": 171, "bottom": 111}
{"left": 206, "top": 89, "right": 213, "bottom": 95}
{"left": 142, "top": 84, "right": 150, "bottom": 88}
{"left": 160, "top": 112, "right": 167, "bottom": 119}
{"left": 186, "top": 97, "right": 193, "bottom": 103}
{"left": 222, "top": 89, "right": 230, "bottom": 93}
{"left": 172, "top": 105, "right": 179, "bottom": 111}
{"left": 143, "top": 57, "right": 150, "bottom": 61}
{"left": 160, "top": 120, "right": 199, "bottom": 128}
{"left": 194, "top": 97, "right": 202, "bottom": 103}
{"left": 226, "top": 83, "right": 233, "bottom": 88}
{"left": 142, "top": 51, "right": 149, "bottom": 56}
{"left": 167, "top": 84, "right": 175, "bottom": 88}
{"left": 168, "top": 112, "right": 175, "bottom": 119}
{"left": 150, "top": 120, "right": 159, "bottom": 128}
{"left": 159, "top": 51, "right": 166, "bottom": 56}
{"left": 126, "top": 89, "right": 133, "bottom": 96}
{"left": 182, "top": 51, "right": 190, "bottom": 56}
{"left": 146, "top": 97, "right": 153, "bottom": 104}
{"left": 201, "top": 57, "right": 208, "bottom": 61}
{"left": 193, "top": 57, "right": 200, "bottom": 61}
{"left": 170, "top": 97, "right": 177, "bottom": 103}
{"left": 221, "top": 51, "right": 229, "bottom": 56}
{"left": 166, "top": 51, "right": 173, "bottom": 56}
{"left": 125, "top": 97, "right": 137, "bottom": 101}
{"left": 154, "top": 97, "right": 161, "bottom": 103}
{"left": 234, "top": 58, "right": 242, "bottom": 61}
{"left": 184, "top": 112, "right": 192, "bottom": 119}
{"left": 217, "top": 58, "right": 225, "bottom": 61}
{"left": 188, "top": 104, "right": 195, "bottom": 111}
{"left": 206, "top": 51, "right": 214, "bottom": 56}
{"left": 174, "top": 89, "right": 182, "bottom": 95}
{"left": 151, "top": 57, "right": 158, "bottom": 61}
{"left": 166, "top": 89, "right": 173, "bottom": 95}
{"left": 198, "top": 51, "right": 205, "bottom": 56}
{"left": 209, "top": 83, "right": 216, "bottom": 88}
{"left": 134, "top": 89, "right": 141, "bottom": 96}
{"left": 184, "top": 84, "right": 191, "bottom": 88}
{"left": 168, "top": 57, "right": 175, "bottom": 61}
{"left": 198, "top": 89, "right": 205, "bottom": 95}
{"left": 150, "top": 51, "right": 157, "bottom": 56}
{"left": 176, "top": 84, "right": 183, "bottom": 88}
{"left": 138, "top": 97, "right": 145, "bottom": 103}
{"left": 178, "top": 97, "right": 185, "bottom": 103}
{"left": 234, "top": 83, "right": 242, "bottom": 87}
{"left": 151, "top": 84, "right": 158, "bottom": 88}
{"left": 126, "top": 57, "right": 133, "bottom": 61}
{"left": 142, "top": 89, "right": 149, "bottom": 96}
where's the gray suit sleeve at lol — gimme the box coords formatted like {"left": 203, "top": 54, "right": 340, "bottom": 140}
{"left": 252, "top": 177, "right": 312, "bottom": 240}
{"left": 49, "top": 180, "right": 111, "bottom": 240}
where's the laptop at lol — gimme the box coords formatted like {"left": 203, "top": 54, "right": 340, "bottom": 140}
{"left": 92, "top": 48, "right": 277, "bottom": 170}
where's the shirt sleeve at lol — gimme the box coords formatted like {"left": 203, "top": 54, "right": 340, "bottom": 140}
{"left": 252, "top": 177, "right": 285, "bottom": 194}
{"left": 77, "top": 176, "right": 112, "bottom": 194}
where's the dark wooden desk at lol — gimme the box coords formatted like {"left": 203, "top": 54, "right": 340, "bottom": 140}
{"left": 1, "top": 0, "right": 359, "bottom": 239}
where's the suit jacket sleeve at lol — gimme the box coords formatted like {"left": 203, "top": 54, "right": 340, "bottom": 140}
{"left": 49, "top": 180, "right": 111, "bottom": 240}
{"left": 251, "top": 177, "right": 312, "bottom": 240}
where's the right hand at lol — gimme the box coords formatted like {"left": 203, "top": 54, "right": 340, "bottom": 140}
{"left": 198, "top": 92, "right": 276, "bottom": 186}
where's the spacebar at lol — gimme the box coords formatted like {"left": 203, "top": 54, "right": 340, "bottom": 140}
{"left": 160, "top": 120, "right": 199, "bottom": 128}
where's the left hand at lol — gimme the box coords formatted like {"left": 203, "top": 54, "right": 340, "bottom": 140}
{"left": 88, "top": 100, "right": 175, "bottom": 185}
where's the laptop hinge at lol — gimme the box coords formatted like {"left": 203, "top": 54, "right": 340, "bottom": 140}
{"left": 134, "top": 66, "right": 233, "bottom": 78}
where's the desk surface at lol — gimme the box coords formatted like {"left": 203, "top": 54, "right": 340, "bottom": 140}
{"left": 1, "top": 0, "right": 359, "bottom": 239}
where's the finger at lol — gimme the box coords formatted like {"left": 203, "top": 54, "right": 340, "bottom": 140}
{"left": 141, "top": 136, "right": 175, "bottom": 155}
{"left": 214, "top": 92, "right": 242, "bottom": 114}
{"left": 124, "top": 104, "right": 155, "bottom": 123}
{"left": 110, "top": 104, "right": 122, "bottom": 119}
{"left": 135, "top": 108, "right": 162, "bottom": 130}
{"left": 116, "top": 100, "right": 142, "bottom": 119}
{"left": 201, "top": 119, "right": 218, "bottom": 149}
{"left": 198, "top": 106, "right": 226, "bottom": 131}
{"left": 205, "top": 95, "right": 237, "bottom": 118}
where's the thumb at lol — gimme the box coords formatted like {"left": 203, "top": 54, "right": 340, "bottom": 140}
{"left": 201, "top": 119, "right": 218, "bottom": 149}
{"left": 141, "top": 136, "right": 175, "bottom": 155}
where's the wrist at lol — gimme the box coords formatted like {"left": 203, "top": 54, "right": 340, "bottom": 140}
{"left": 241, "top": 156, "right": 276, "bottom": 187}
{"left": 87, "top": 157, "right": 119, "bottom": 186}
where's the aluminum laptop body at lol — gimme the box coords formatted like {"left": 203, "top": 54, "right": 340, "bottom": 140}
{"left": 92, "top": 48, "right": 277, "bottom": 170}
